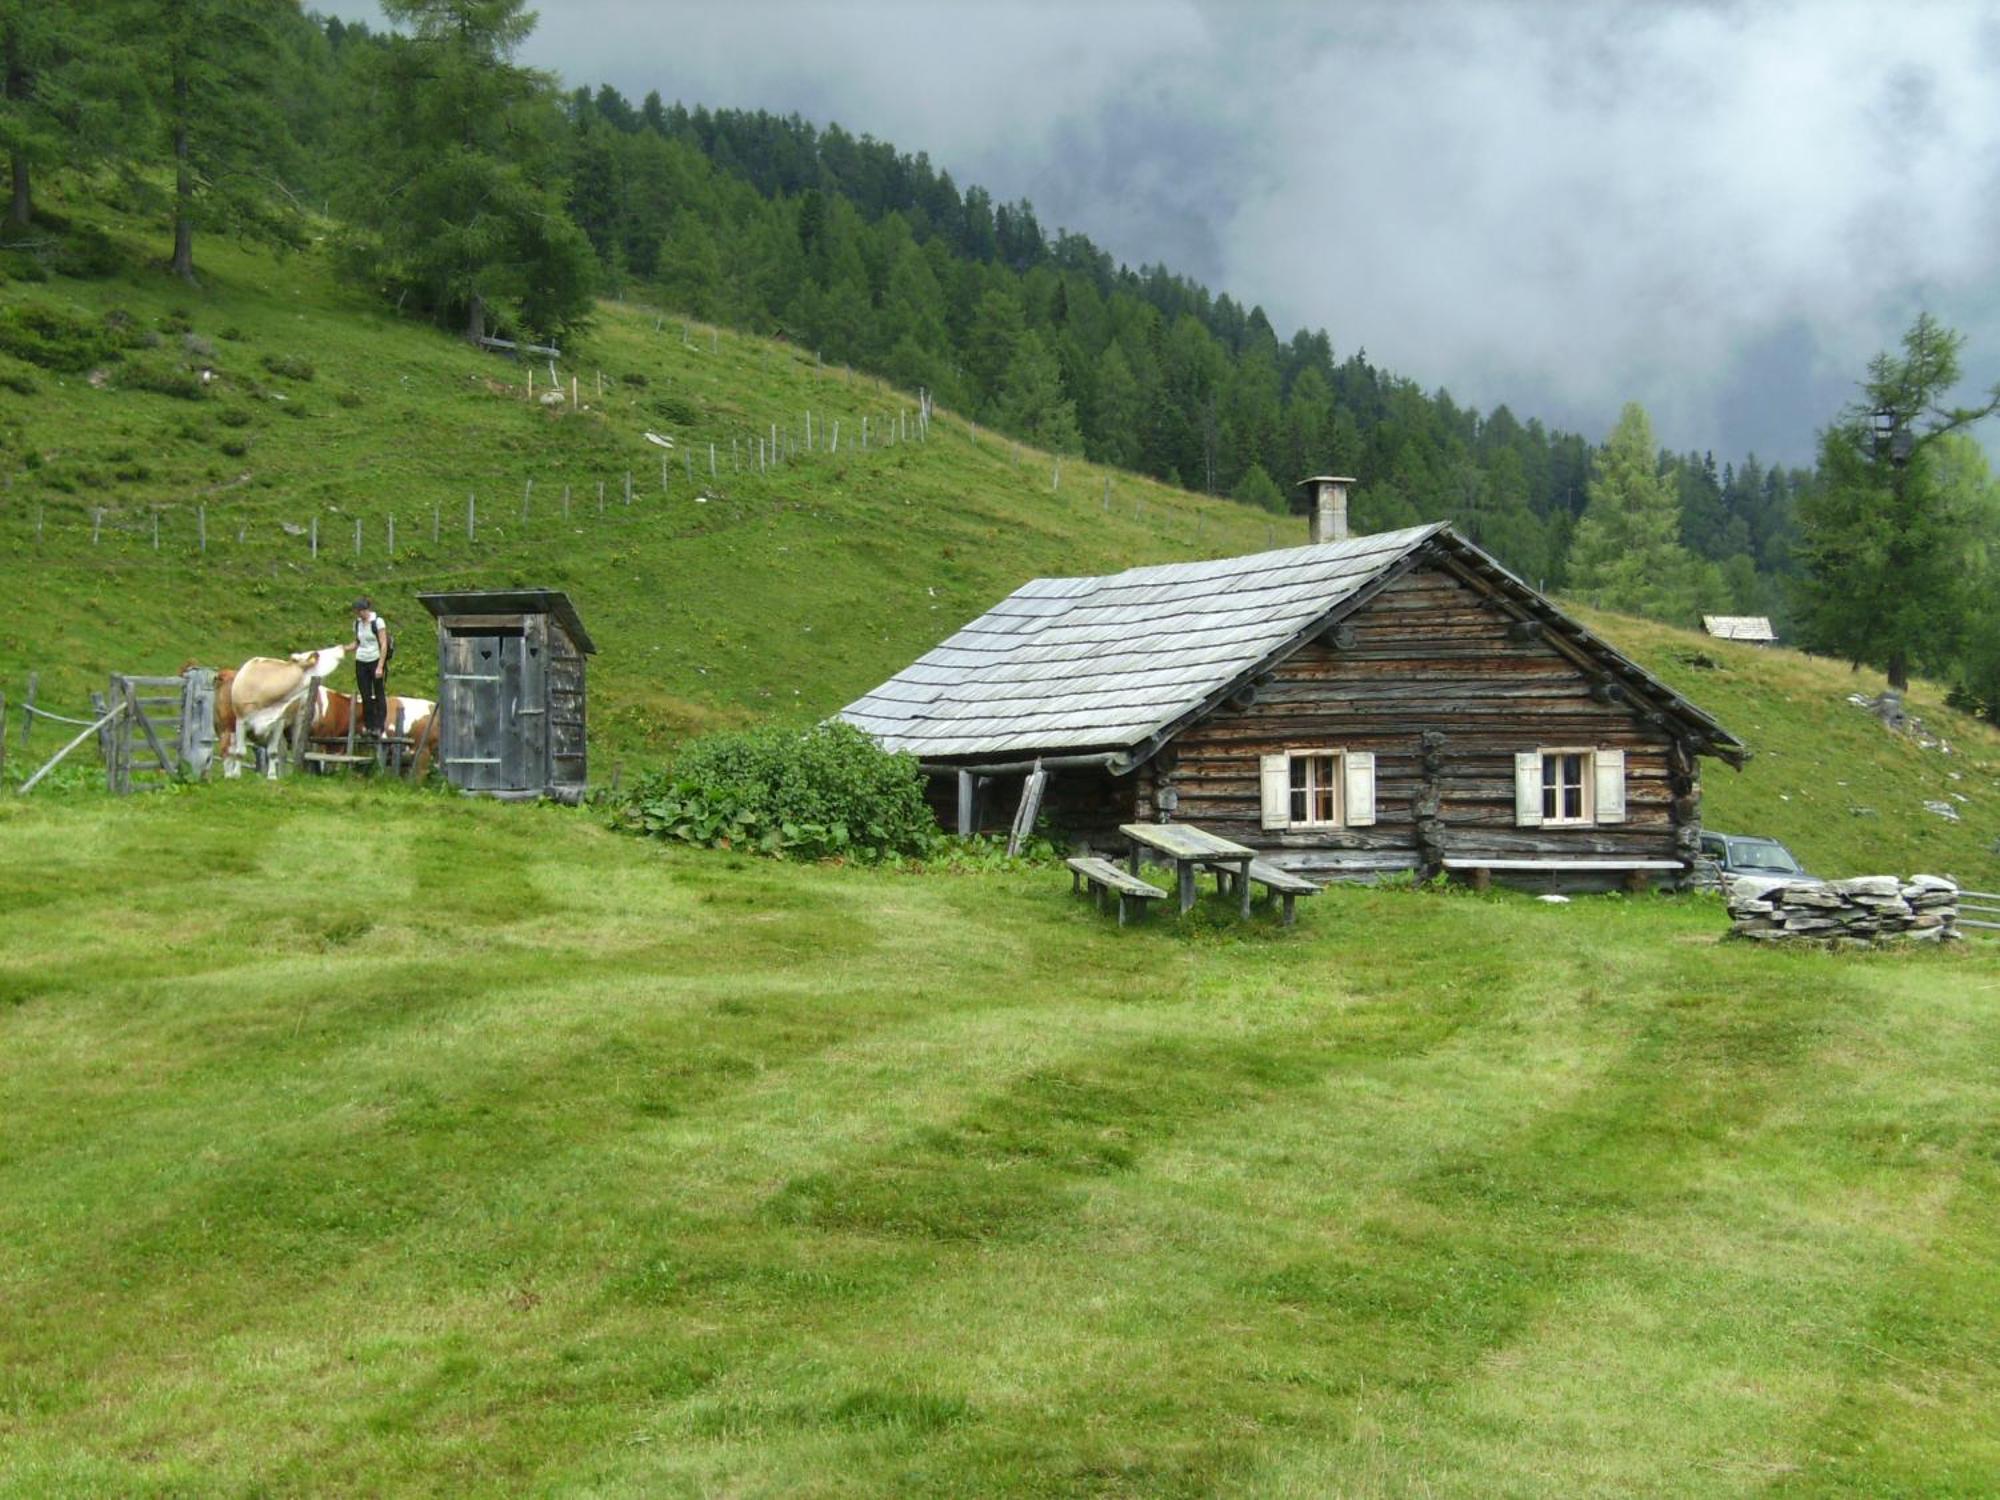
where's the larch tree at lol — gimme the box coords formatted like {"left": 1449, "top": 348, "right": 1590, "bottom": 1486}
{"left": 1795, "top": 313, "right": 2000, "bottom": 690}
{"left": 0, "top": 3, "right": 141, "bottom": 229}
{"left": 350, "top": 0, "right": 593, "bottom": 341}
{"left": 1567, "top": 402, "right": 1700, "bottom": 621}
{"left": 138, "top": 0, "right": 303, "bottom": 283}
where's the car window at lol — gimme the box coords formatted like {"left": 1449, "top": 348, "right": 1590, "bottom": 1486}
{"left": 1728, "top": 839, "right": 1801, "bottom": 874}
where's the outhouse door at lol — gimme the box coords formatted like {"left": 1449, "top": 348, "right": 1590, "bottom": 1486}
{"left": 442, "top": 627, "right": 541, "bottom": 792}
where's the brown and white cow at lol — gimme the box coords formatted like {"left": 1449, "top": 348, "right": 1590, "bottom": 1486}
{"left": 222, "top": 645, "right": 348, "bottom": 778}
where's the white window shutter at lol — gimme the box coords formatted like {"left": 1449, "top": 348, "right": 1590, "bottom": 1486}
{"left": 1343, "top": 751, "right": 1376, "bottom": 826}
{"left": 1515, "top": 751, "right": 1544, "bottom": 827}
{"left": 1260, "top": 753, "right": 1290, "bottom": 830}
{"left": 1594, "top": 748, "right": 1627, "bottom": 824}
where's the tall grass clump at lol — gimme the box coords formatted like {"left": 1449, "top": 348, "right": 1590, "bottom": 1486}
{"left": 617, "top": 721, "right": 937, "bottom": 860}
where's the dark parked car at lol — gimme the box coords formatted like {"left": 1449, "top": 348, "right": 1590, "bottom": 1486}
{"left": 1697, "top": 832, "right": 1819, "bottom": 897}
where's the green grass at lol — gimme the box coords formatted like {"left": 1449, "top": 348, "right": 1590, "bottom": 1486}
{"left": 1, "top": 783, "right": 1996, "bottom": 1495}
{"left": 0, "top": 195, "right": 1277, "bottom": 751}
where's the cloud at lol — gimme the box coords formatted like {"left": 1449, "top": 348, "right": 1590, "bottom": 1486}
{"left": 320, "top": 0, "right": 2000, "bottom": 463}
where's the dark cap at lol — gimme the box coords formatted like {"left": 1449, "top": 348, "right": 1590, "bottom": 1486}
{"left": 352, "top": 596, "right": 373, "bottom": 610}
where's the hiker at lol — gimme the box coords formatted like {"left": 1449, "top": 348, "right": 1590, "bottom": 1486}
{"left": 352, "top": 596, "right": 391, "bottom": 737}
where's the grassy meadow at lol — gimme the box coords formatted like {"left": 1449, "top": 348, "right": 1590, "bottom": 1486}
{"left": 2, "top": 782, "right": 1997, "bottom": 1497}
{"left": 7, "top": 196, "right": 2000, "bottom": 1496}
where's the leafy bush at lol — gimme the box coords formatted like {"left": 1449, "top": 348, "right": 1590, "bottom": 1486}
{"left": 617, "top": 721, "right": 937, "bottom": 861}
{"left": 648, "top": 391, "right": 699, "bottom": 424}
{"left": 335, "top": 388, "right": 363, "bottom": 408}
{"left": 0, "top": 302, "right": 116, "bottom": 372}
{"left": 217, "top": 405, "right": 253, "bottom": 427}
{"left": 114, "top": 358, "right": 207, "bottom": 400}
{"left": 51, "top": 225, "right": 123, "bottom": 280}
{"left": 0, "top": 365, "right": 35, "bottom": 396}
{"left": 261, "top": 352, "right": 314, "bottom": 381}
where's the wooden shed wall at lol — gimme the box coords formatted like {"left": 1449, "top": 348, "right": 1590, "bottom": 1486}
{"left": 548, "top": 621, "right": 587, "bottom": 788}
{"left": 924, "top": 766, "right": 1138, "bottom": 847}
{"left": 1148, "top": 562, "right": 1696, "bottom": 876}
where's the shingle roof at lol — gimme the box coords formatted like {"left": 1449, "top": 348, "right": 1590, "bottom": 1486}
{"left": 843, "top": 522, "right": 1749, "bottom": 768}
{"left": 840, "top": 524, "right": 1444, "bottom": 758}
{"left": 1702, "top": 615, "right": 1776, "bottom": 642}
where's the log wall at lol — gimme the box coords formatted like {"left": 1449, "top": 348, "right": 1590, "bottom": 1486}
{"left": 1151, "top": 562, "right": 1699, "bottom": 879}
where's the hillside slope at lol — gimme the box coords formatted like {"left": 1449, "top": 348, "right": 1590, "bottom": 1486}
{"left": 2, "top": 204, "right": 1996, "bottom": 884}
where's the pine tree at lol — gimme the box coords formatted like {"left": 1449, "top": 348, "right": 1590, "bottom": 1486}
{"left": 0, "top": 3, "right": 133, "bottom": 228}
{"left": 1795, "top": 314, "right": 2000, "bottom": 689}
{"left": 126, "top": 0, "right": 304, "bottom": 283}
{"left": 996, "top": 332, "right": 1081, "bottom": 454}
{"left": 1567, "top": 403, "right": 1702, "bottom": 621}
{"left": 349, "top": 0, "right": 593, "bottom": 339}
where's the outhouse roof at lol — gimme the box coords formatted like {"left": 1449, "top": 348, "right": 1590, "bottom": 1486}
{"left": 840, "top": 523, "right": 1748, "bottom": 768}
{"left": 417, "top": 589, "right": 596, "bottom": 653}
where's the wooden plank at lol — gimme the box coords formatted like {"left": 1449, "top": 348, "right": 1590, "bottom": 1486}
{"left": 1119, "top": 821, "right": 1255, "bottom": 861}
{"left": 1065, "top": 856, "right": 1168, "bottom": 900}
{"left": 17, "top": 701, "right": 124, "bottom": 795}
{"left": 123, "top": 678, "right": 176, "bottom": 777}
{"left": 1008, "top": 766, "right": 1047, "bottom": 857}
{"left": 1441, "top": 858, "right": 1683, "bottom": 871}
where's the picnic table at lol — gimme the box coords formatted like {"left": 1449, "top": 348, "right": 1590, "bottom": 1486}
{"left": 1121, "top": 821, "right": 1256, "bottom": 918}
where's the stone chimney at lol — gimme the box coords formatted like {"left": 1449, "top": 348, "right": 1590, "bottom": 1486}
{"left": 1299, "top": 475, "right": 1356, "bottom": 544}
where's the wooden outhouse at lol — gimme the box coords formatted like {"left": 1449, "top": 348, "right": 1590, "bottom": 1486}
{"left": 841, "top": 517, "right": 1749, "bottom": 890}
{"left": 417, "top": 589, "right": 594, "bottom": 801}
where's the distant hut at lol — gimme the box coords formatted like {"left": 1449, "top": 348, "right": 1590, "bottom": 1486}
{"left": 842, "top": 483, "right": 1747, "bottom": 890}
{"left": 1702, "top": 615, "right": 1777, "bottom": 645}
{"left": 417, "top": 589, "right": 594, "bottom": 802}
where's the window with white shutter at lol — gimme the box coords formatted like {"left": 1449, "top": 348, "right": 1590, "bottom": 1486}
{"left": 1262, "top": 749, "right": 1373, "bottom": 830}
{"left": 1518, "top": 747, "right": 1627, "bottom": 826}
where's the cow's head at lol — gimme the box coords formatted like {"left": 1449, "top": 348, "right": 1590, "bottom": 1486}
{"left": 290, "top": 644, "right": 349, "bottom": 680}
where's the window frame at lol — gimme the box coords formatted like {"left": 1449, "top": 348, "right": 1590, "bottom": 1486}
{"left": 1539, "top": 746, "right": 1595, "bottom": 827}
{"left": 1284, "top": 747, "right": 1345, "bottom": 830}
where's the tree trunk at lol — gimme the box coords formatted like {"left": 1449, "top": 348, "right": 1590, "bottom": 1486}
{"left": 465, "top": 292, "right": 485, "bottom": 344}
{"left": 169, "top": 58, "right": 197, "bottom": 284}
{"left": 1886, "top": 648, "right": 1909, "bottom": 693}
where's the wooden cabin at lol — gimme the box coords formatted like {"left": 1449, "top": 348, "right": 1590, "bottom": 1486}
{"left": 417, "top": 589, "right": 594, "bottom": 802}
{"left": 841, "top": 520, "right": 1748, "bottom": 890}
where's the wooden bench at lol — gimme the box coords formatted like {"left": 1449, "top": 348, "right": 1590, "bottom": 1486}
{"left": 1441, "top": 858, "right": 1684, "bottom": 893}
{"left": 1205, "top": 857, "right": 1321, "bottom": 925}
{"left": 1067, "top": 856, "right": 1170, "bottom": 926}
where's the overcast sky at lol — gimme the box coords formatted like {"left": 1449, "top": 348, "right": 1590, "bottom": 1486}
{"left": 325, "top": 0, "right": 2000, "bottom": 465}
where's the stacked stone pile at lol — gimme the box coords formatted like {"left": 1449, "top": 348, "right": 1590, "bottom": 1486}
{"left": 1728, "top": 875, "right": 1961, "bottom": 946}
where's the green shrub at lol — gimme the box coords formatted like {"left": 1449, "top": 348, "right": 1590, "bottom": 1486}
{"left": 261, "top": 352, "right": 315, "bottom": 382}
{"left": 617, "top": 721, "right": 937, "bottom": 861}
{"left": 0, "top": 366, "right": 35, "bottom": 396}
{"left": 0, "top": 251, "right": 48, "bottom": 283}
{"left": 0, "top": 302, "right": 116, "bottom": 372}
{"left": 51, "top": 225, "right": 123, "bottom": 279}
{"left": 114, "top": 358, "right": 207, "bottom": 400}
{"left": 648, "top": 391, "right": 699, "bottom": 424}
{"left": 217, "top": 406, "right": 253, "bottom": 428}
{"left": 335, "top": 388, "right": 362, "bottom": 408}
